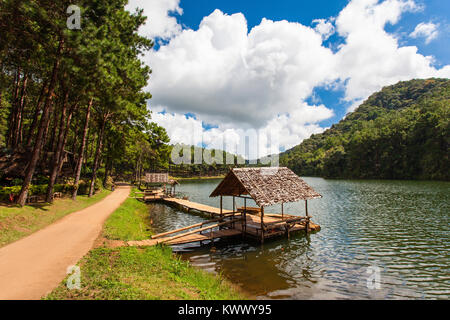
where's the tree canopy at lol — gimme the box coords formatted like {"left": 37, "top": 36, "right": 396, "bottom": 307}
{"left": 0, "top": 0, "right": 170, "bottom": 205}
{"left": 280, "top": 79, "right": 449, "bottom": 181}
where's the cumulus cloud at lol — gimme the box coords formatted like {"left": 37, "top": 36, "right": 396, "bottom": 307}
{"left": 410, "top": 22, "right": 439, "bottom": 44}
{"left": 312, "top": 19, "right": 335, "bottom": 40}
{"left": 141, "top": 0, "right": 450, "bottom": 157}
{"left": 126, "top": 0, "right": 183, "bottom": 40}
{"left": 334, "top": 0, "right": 449, "bottom": 102}
{"left": 148, "top": 9, "right": 336, "bottom": 129}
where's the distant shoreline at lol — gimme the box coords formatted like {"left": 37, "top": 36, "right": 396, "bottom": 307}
{"left": 170, "top": 175, "right": 225, "bottom": 181}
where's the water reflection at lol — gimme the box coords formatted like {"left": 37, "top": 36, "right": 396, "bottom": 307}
{"left": 146, "top": 178, "right": 450, "bottom": 299}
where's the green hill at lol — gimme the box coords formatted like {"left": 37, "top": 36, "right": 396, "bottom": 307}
{"left": 280, "top": 79, "right": 450, "bottom": 180}
{"left": 169, "top": 144, "right": 246, "bottom": 177}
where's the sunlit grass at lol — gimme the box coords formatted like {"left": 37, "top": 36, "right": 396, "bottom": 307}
{"left": 45, "top": 190, "right": 244, "bottom": 300}
{"left": 0, "top": 189, "right": 111, "bottom": 247}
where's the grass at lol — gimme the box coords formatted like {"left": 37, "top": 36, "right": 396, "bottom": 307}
{"left": 0, "top": 189, "right": 111, "bottom": 247}
{"left": 45, "top": 189, "right": 244, "bottom": 300}
{"left": 102, "top": 190, "right": 152, "bottom": 241}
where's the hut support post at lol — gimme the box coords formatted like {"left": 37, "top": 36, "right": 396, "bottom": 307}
{"left": 305, "top": 200, "right": 309, "bottom": 233}
{"left": 281, "top": 203, "right": 284, "bottom": 219}
{"left": 232, "top": 196, "right": 235, "bottom": 228}
{"left": 261, "top": 206, "right": 264, "bottom": 244}
{"left": 242, "top": 198, "right": 247, "bottom": 238}
{"left": 220, "top": 196, "right": 223, "bottom": 229}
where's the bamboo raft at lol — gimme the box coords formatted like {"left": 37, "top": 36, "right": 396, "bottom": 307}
{"left": 131, "top": 168, "right": 322, "bottom": 247}
{"left": 127, "top": 197, "right": 320, "bottom": 247}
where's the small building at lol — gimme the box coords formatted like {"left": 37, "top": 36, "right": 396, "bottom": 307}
{"left": 145, "top": 173, "right": 169, "bottom": 184}
{"left": 144, "top": 173, "right": 179, "bottom": 197}
{"left": 210, "top": 167, "right": 322, "bottom": 243}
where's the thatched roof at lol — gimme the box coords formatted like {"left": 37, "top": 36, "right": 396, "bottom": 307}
{"left": 210, "top": 167, "right": 322, "bottom": 207}
{"left": 145, "top": 173, "right": 169, "bottom": 184}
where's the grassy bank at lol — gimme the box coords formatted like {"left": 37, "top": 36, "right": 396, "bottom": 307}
{"left": 45, "top": 190, "right": 244, "bottom": 300}
{"left": 0, "top": 189, "right": 111, "bottom": 247}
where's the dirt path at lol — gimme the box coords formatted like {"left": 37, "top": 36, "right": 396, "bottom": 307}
{"left": 0, "top": 186, "right": 131, "bottom": 300}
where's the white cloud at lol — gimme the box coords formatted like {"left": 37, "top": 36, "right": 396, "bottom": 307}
{"left": 410, "top": 22, "right": 439, "bottom": 44}
{"left": 141, "top": 0, "right": 450, "bottom": 157}
{"left": 312, "top": 19, "right": 335, "bottom": 40}
{"left": 126, "top": 0, "right": 183, "bottom": 40}
{"left": 334, "top": 0, "right": 449, "bottom": 102}
{"left": 148, "top": 9, "right": 336, "bottom": 129}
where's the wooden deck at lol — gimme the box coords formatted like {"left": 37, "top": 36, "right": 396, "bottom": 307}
{"left": 162, "top": 197, "right": 233, "bottom": 215}
{"left": 129, "top": 193, "right": 320, "bottom": 247}
{"left": 128, "top": 228, "right": 242, "bottom": 247}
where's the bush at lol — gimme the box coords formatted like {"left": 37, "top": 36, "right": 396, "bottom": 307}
{"left": 104, "top": 176, "right": 114, "bottom": 189}
{"left": 0, "top": 183, "right": 77, "bottom": 202}
{"left": 0, "top": 178, "right": 104, "bottom": 202}
{"left": 11, "top": 178, "right": 23, "bottom": 186}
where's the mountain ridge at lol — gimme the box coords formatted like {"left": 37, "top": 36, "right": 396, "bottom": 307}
{"left": 279, "top": 78, "right": 449, "bottom": 180}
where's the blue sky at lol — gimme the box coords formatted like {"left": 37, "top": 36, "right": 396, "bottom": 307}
{"left": 127, "top": 0, "right": 450, "bottom": 157}
{"left": 172, "top": 0, "right": 450, "bottom": 127}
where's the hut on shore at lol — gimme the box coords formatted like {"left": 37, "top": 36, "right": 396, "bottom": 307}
{"left": 210, "top": 167, "right": 322, "bottom": 243}
{"left": 144, "top": 172, "right": 179, "bottom": 196}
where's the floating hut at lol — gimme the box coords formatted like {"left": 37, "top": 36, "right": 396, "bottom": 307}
{"left": 210, "top": 167, "right": 322, "bottom": 243}
{"left": 139, "top": 173, "right": 179, "bottom": 199}
{"left": 130, "top": 167, "right": 322, "bottom": 247}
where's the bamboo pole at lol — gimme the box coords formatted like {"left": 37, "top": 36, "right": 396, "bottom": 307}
{"left": 151, "top": 213, "right": 239, "bottom": 239}
{"left": 305, "top": 200, "right": 309, "bottom": 233}
{"left": 261, "top": 206, "right": 265, "bottom": 244}
{"left": 232, "top": 196, "right": 235, "bottom": 228}
{"left": 243, "top": 198, "right": 247, "bottom": 238}
{"left": 154, "top": 218, "right": 242, "bottom": 244}
{"left": 219, "top": 195, "right": 223, "bottom": 230}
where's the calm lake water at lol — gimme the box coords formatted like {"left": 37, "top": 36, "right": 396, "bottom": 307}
{"left": 147, "top": 178, "right": 450, "bottom": 300}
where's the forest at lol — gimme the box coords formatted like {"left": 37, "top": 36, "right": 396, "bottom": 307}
{"left": 280, "top": 79, "right": 449, "bottom": 181}
{"left": 0, "top": 1, "right": 170, "bottom": 205}
{"left": 168, "top": 144, "right": 246, "bottom": 178}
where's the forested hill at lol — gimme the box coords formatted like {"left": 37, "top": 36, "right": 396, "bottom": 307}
{"left": 280, "top": 79, "right": 449, "bottom": 181}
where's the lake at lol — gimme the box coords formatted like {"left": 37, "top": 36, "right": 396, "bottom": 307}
{"left": 146, "top": 178, "right": 450, "bottom": 299}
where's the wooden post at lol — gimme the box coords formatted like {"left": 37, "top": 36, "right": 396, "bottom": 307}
{"left": 232, "top": 196, "right": 235, "bottom": 228}
{"left": 261, "top": 206, "right": 264, "bottom": 244}
{"left": 219, "top": 196, "right": 223, "bottom": 229}
{"left": 242, "top": 198, "right": 247, "bottom": 238}
{"left": 281, "top": 203, "right": 284, "bottom": 219}
{"left": 305, "top": 200, "right": 309, "bottom": 233}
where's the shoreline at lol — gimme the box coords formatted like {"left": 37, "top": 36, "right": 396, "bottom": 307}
{"left": 170, "top": 175, "right": 225, "bottom": 181}
{"left": 46, "top": 188, "right": 245, "bottom": 300}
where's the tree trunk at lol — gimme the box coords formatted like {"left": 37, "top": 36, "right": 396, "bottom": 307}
{"left": 56, "top": 102, "right": 76, "bottom": 175}
{"left": 7, "top": 69, "right": 21, "bottom": 148}
{"left": 17, "top": 38, "right": 64, "bottom": 206}
{"left": 88, "top": 113, "right": 107, "bottom": 197}
{"left": 26, "top": 79, "right": 48, "bottom": 148}
{"left": 49, "top": 101, "right": 60, "bottom": 155}
{"left": 13, "top": 73, "right": 28, "bottom": 148}
{"left": 102, "top": 140, "right": 112, "bottom": 188}
{"left": 45, "top": 90, "right": 69, "bottom": 203}
{"left": 72, "top": 98, "right": 92, "bottom": 200}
